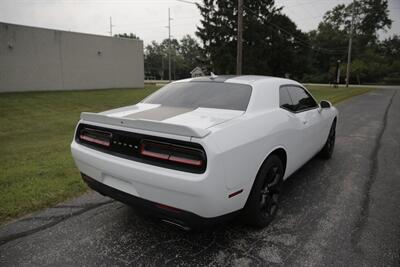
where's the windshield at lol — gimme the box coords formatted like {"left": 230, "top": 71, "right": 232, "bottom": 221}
{"left": 142, "top": 82, "right": 252, "bottom": 111}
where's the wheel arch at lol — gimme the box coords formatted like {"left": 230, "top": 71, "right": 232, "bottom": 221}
{"left": 255, "top": 146, "right": 288, "bottom": 183}
{"left": 242, "top": 145, "right": 288, "bottom": 216}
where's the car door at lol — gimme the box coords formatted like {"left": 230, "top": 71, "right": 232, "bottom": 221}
{"left": 286, "top": 86, "right": 323, "bottom": 159}
{"left": 279, "top": 86, "right": 305, "bottom": 174}
{"left": 283, "top": 85, "right": 323, "bottom": 162}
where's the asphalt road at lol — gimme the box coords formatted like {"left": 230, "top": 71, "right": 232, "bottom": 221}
{"left": 1, "top": 89, "right": 399, "bottom": 266}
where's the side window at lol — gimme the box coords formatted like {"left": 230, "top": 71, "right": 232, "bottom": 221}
{"left": 287, "top": 86, "right": 318, "bottom": 112}
{"left": 279, "top": 86, "right": 293, "bottom": 111}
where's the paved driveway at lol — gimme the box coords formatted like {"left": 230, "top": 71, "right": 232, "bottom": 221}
{"left": 1, "top": 89, "right": 399, "bottom": 266}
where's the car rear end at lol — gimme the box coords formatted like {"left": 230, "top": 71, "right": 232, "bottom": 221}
{"left": 70, "top": 78, "right": 253, "bottom": 229}
{"left": 71, "top": 123, "right": 230, "bottom": 229}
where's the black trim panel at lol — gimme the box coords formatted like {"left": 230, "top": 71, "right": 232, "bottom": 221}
{"left": 75, "top": 123, "right": 207, "bottom": 174}
{"left": 81, "top": 174, "right": 239, "bottom": 230}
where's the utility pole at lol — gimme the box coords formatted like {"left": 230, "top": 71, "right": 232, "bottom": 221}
{"left": 108, "top": 16, "right": 115, "bottom": 36}
{"left": 236, "top": 0, "right": 243, "bottom": 75}
{"left": 161, "top": 56, "right": 164, "bottom": 80}
{"left": 345, "top": 0, "right": 356, "bottom": 87}
{"left": 336, "top": 60, "right": 341, "bottom": 84}
{"left": 167, "top": 8, "right": 172, "bottom": 82}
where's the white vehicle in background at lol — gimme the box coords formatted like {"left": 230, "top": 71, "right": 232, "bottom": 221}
{"left": 71, "top": 75, "right": 338, "bottom": 229}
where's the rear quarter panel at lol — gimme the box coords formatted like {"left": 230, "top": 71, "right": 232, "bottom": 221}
{"left": 199, "top": 109, "right": 302, "bottom": 192}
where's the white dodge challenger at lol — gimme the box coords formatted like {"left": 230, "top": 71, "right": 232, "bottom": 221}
{"left": 71, "top": 75, "right": 338, "bottom": 229}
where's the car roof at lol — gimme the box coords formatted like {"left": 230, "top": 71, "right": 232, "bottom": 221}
{"left": 175, "top": 75, "right": 300, "bottom": 87}
{"left": 172, "top": 75, "right": 306, "bottom": 112}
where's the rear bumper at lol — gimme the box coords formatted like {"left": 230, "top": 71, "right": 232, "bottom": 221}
{"left": 71, "top": 140, "right": 247, "bottom": 218}
{"left": 81, "top": 173, "right": 238, "bottom": 229}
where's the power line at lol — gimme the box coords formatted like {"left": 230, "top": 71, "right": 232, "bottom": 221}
{"left": 176, "top": 0, "right": 198, "bottom": 5}
{"left": 177, "top": 0, "right": 348, "bottom": 55}
{"left": 179, "top": 1, "right": 348, "bottom": 54}
{"left": 269, "top": 21, "right": 347, "bottom": 53}
{"left": 281, "top": 0, "right": 346, "bottom": 9}
{"left": 243, "top": 5, "right": 348, "bottom": 54}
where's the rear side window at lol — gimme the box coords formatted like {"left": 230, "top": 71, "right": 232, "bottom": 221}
{"left": 287, "top": 86, "right": 317, "bottom": 112}
{"left": 142, "top": 82, "right": 252, "bottom": 111}
{"left": 280, "top": 85, "right": 318, "bottom": 112}
{"left": 279, "top": 87, "right": 292, "bottom": 110}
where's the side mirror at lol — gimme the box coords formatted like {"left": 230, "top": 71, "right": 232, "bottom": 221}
{"left": 320, "top": 100, "right": 332, "bottom": 109}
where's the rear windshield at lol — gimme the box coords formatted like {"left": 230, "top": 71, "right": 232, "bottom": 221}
{"left": 142, "top": 82, "right": 252, "bottom": 111}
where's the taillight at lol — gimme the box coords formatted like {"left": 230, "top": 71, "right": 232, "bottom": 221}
{"left": 140, "top": 140, "right": 204, "bottom": 168}
{"left": 79, "top": 128, "right": 112, "bottom": 147}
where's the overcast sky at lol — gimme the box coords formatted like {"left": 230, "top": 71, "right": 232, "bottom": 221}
{"left": 0, "top": 0, "right": 399, "bottom": 45}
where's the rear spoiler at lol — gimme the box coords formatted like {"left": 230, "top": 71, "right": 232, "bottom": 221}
{"left": 80, "top": 112, "right": 211, "bottom": 138}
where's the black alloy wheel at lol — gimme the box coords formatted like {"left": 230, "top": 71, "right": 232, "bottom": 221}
{"left": 260, "top": 165, "right": 282, "bottom": 219}
{"left": 242, "top": 155, "right": 284, "bottom": 228}
{"left": 319, "top": 120, "right": 336, "bottom": 159}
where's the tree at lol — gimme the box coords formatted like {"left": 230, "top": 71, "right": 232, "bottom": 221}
{"left": 114, "top": 33, "right": 140, "bottom": 39}
{"left": 378, "top": 35, "right": 400, "bottom": 84}
{"left": 196, "top": 0, "right": 238, "bottom": 74}
{"left": 179, "top": 35, "right": 204, "bottom": 74}
{"left": 144, "top": 41, "right": 166, "bottom": 80}
{"left": 379, "top": 35, "right": 400, "bottom": 63}
{"left": 144, "top": 35, "right": 203, "bottom": 80}
{"left": 322, "top": 0, "right": 391, "bottom": 46}
{"left": 307, "top": 0, "right": 392, "bottom": 83}
{"left": 196, "top": 0, "right": 310, "bottom": 79}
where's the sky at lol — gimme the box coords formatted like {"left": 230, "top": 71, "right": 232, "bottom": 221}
{"left": 0, "top": 0, "right": 399, "bottom": 45}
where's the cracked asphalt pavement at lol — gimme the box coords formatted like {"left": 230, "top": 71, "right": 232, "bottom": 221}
{"left": 1, "top": 89, "right": 399, "bottom": 266}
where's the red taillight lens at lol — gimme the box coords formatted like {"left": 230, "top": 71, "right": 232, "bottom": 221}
{"left": 79, "top": 128, "right": 112, "bottom": 147}
{"left": 140, "top": 140, "right": 204, "bottom": 167}
{"left": 140, "top": 148, "right": 169, "bottom": 160}
{"left": 169, "top": 155, "right": 202, "bottom": 166}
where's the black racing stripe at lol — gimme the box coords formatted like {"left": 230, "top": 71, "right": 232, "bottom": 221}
{"left": 123, "top": 106, "right": 195, "bottom": 121}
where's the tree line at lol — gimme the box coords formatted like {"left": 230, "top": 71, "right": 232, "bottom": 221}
{"left": 119, "top": 0, "right": 399, "bottom": 84}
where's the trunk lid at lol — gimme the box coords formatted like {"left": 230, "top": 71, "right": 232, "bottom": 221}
{"left": 81, "top": 103, "right": 244, "bottom": 138}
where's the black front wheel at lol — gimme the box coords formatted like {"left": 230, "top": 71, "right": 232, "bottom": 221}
{"left": 242, "top": 155, "right": 284, "bottom": 228}
{"left": 319, "top": 120, "right": 336, "bottom": 159}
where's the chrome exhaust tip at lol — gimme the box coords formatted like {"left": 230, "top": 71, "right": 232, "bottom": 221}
{"left": 161, "top": 219, "right": 191, "bottom": 231}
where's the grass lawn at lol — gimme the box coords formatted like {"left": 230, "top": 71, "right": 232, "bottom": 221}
{"left": 306, "top": 85, "right": 372, "bottom": 103}
{"left": 0, "top": 84, "right": 372, "bottom": 224}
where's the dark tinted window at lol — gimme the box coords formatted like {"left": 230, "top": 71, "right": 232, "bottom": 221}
{"left": 286, "top": 86, "right": 317, "bottom": 112}
{"left": 143, "top": 82, "right": 252, "bottom": 111}
{"left": 279, "top": 86, "right": 293, "bottom": 110}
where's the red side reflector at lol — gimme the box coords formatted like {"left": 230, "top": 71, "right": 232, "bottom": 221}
{"left": 228, "top": 189, "right": 243, "bottom": 198}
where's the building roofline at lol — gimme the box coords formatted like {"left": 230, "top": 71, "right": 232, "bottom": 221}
{"left": 0, "top": 21, "right": 142, "bottom": 43}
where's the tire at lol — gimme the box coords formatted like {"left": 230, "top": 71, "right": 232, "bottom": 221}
{"left": 319, "top": 120, "right": 336, "bottom": 159}
{"left": 242, "top": 155, "right": 284, "bottom": 228}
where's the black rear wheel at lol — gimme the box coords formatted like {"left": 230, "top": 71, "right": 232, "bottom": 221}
{"left": 242, "top": 155, "right": 284, "bottom": 228}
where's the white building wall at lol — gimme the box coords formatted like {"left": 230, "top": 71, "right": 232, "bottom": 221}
{"left": 0, "top": 22, "right": 144, "bottom": 92}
